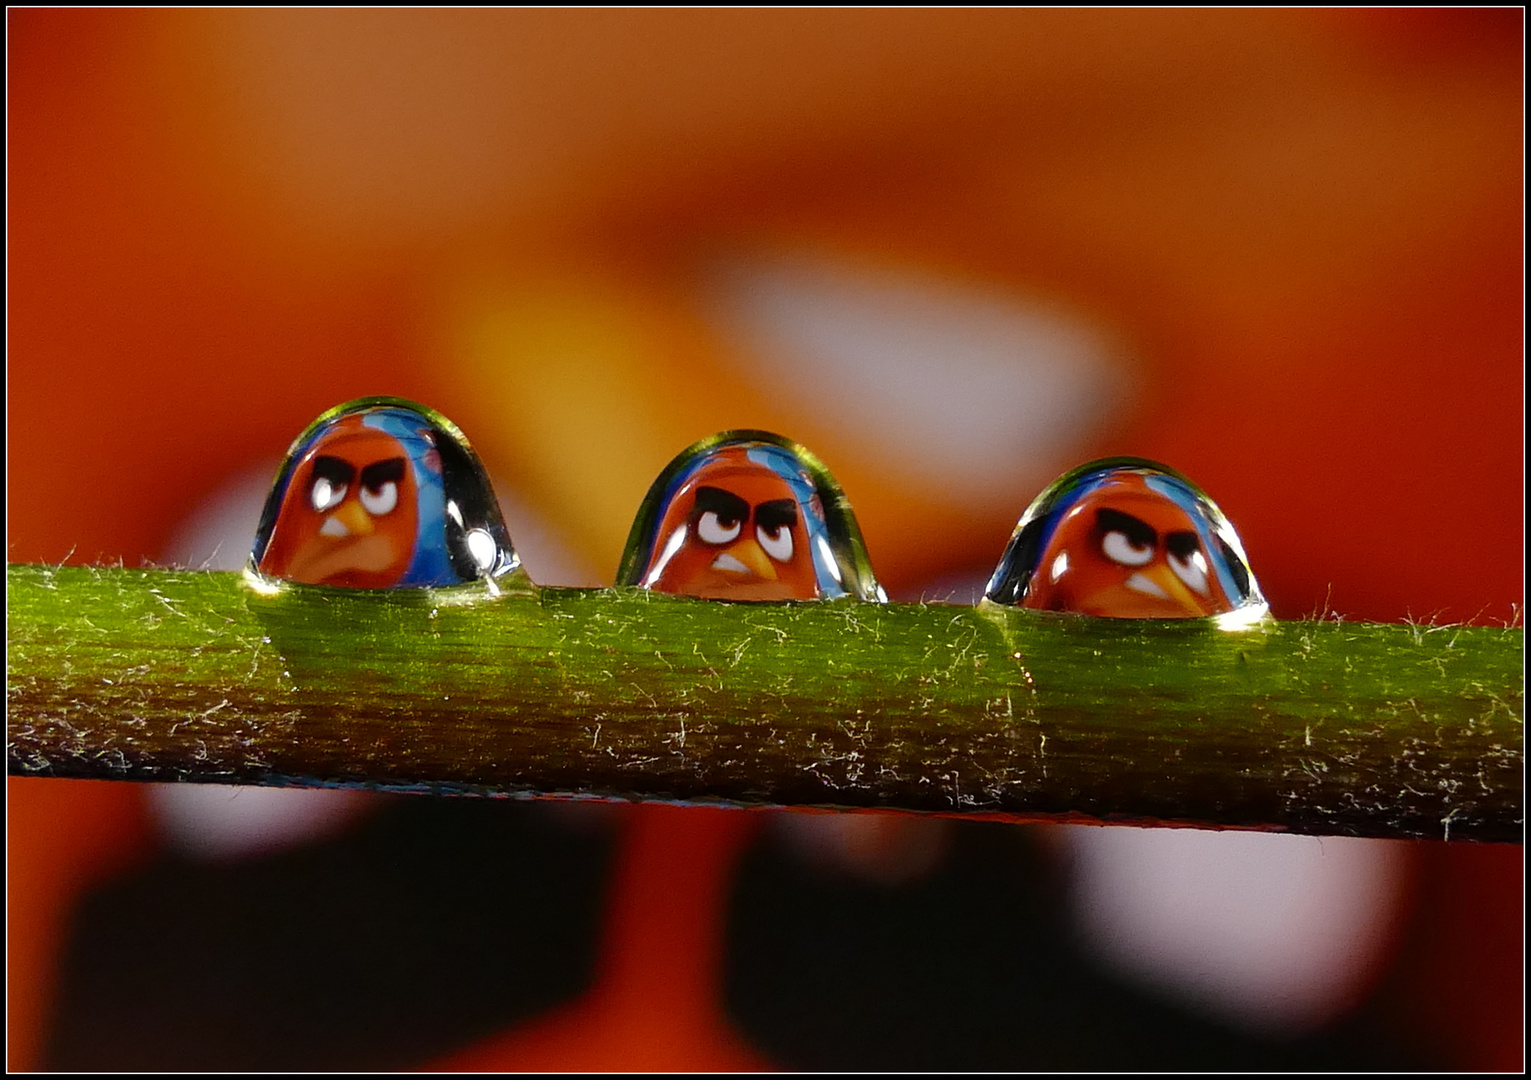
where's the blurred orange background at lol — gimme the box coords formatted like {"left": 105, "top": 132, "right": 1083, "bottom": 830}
{"left": 8, "top": 9, "right": 1522, "bottom": 1071}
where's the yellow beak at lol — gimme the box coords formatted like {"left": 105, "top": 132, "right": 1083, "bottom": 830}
{"left": 1137, "top": 562, "right": 1203, "bottom": 614}
{"left": 718, "top": 538, "right": 778, "bottom": 580}
{"left": 331, "top": 499, "right": 376, "bottom": 537}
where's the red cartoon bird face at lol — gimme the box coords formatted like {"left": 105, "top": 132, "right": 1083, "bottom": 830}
{"left": 641, "top": 448, "right": 820, "bottom": 601}
{"left": 257, "top": 416, "right": 420, "bottom": 588}
{"left": 1022, "top": 477, "right": 1237, "bottom": 618}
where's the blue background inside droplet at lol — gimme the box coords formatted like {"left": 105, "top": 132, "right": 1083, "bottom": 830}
{"left": 357, "top": 408, "right": 457, "bottom": 587}
{"left": 742, "top": 444, "right": 843, "bottom": 599}
{"left": 1141, "top": 473, "right": 1247, "bottom": 607}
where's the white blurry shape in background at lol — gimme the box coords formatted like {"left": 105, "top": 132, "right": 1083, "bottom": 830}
{"left": 705, "top": 250, "right": 1132, "bottom": 512}
{"left": 1061, "top": 826, "right": 1409, "bottom": 1035}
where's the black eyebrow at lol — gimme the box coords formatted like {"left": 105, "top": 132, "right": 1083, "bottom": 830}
{"left": 360, "top": 458, "right": 406, "bottom": 489}
{"left": 755, "top": 499, "right": 798, "bottom": 532}
{"left": 1096, "top": 507, "right": 1157, "bottom": 548}
{"left": 310, "top": 456, "right": 355, "bottom": 486}
{"left": 694, "top": 486, "right": 750, "bottom": 522}
{"left": 1166, "top": 531, "right": 1200, "bottom": 559}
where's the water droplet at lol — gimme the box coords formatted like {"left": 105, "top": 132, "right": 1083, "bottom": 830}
{"left": 617, "top": 430, "right": 883, "bottom": 601}
{"left": 985, "top": 457, "right": 1266, "bottom": 619}
{"left": 249, "top": 397, "right": 520, "bottom": 588}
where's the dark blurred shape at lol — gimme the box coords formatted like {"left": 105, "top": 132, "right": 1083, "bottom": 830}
{"left": 723, "top": 819, "right": 1430, "bottom": 1070}
{"left": 1369, "top": 841, "right": 1526, "bottom": 1071}
{"left": 43, "top": 798, "right": 617, "bottom": 1071}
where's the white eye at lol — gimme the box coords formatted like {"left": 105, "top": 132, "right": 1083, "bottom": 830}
{"left": 360, "top": 481, "right": 398, "bottom": 516}
{"left": 697, "top": 511, "right": 741, "bottom": 545}
{"left": 1170, "top": 549, "right": 1210, "bottom": 595}
{"left": 757, "top": 524, "right": 794, "bottom": 562}
{"left": 311, "top": 477, "right": 346, "bottom": 512}
{"left": 1101, "top": 530, "right": 1153, "bottom": 566}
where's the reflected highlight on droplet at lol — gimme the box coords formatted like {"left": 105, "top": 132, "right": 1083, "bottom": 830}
{"left": 250, "top": 397, "right": 519, "bottom": 588}
{"left": 985, "top": 457, "right": 1266, "bottom": 620}
{"left": 617, "top": 430, "right": 884, "bottom": 602}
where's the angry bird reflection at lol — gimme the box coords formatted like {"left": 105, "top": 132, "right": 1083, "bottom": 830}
{"left": 251, "top": 399, "right": 518, "bottom": 588}
{"left": 643, "top": 447, "right": 817, "bottom": 600}
{"left": 986, "top": 459, "right": 1264, "bottom": 619}
{"left": 619, "top": 432, "right": 884, "bottom": 603}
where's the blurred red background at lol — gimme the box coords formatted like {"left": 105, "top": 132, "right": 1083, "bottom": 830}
{"left": 8, "top": 9, "right": 1522, "bottom": 1070}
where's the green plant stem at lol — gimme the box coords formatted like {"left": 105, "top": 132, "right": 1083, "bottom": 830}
{"left": 6, "top": 565, "right": 1523, "bottom": 842}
